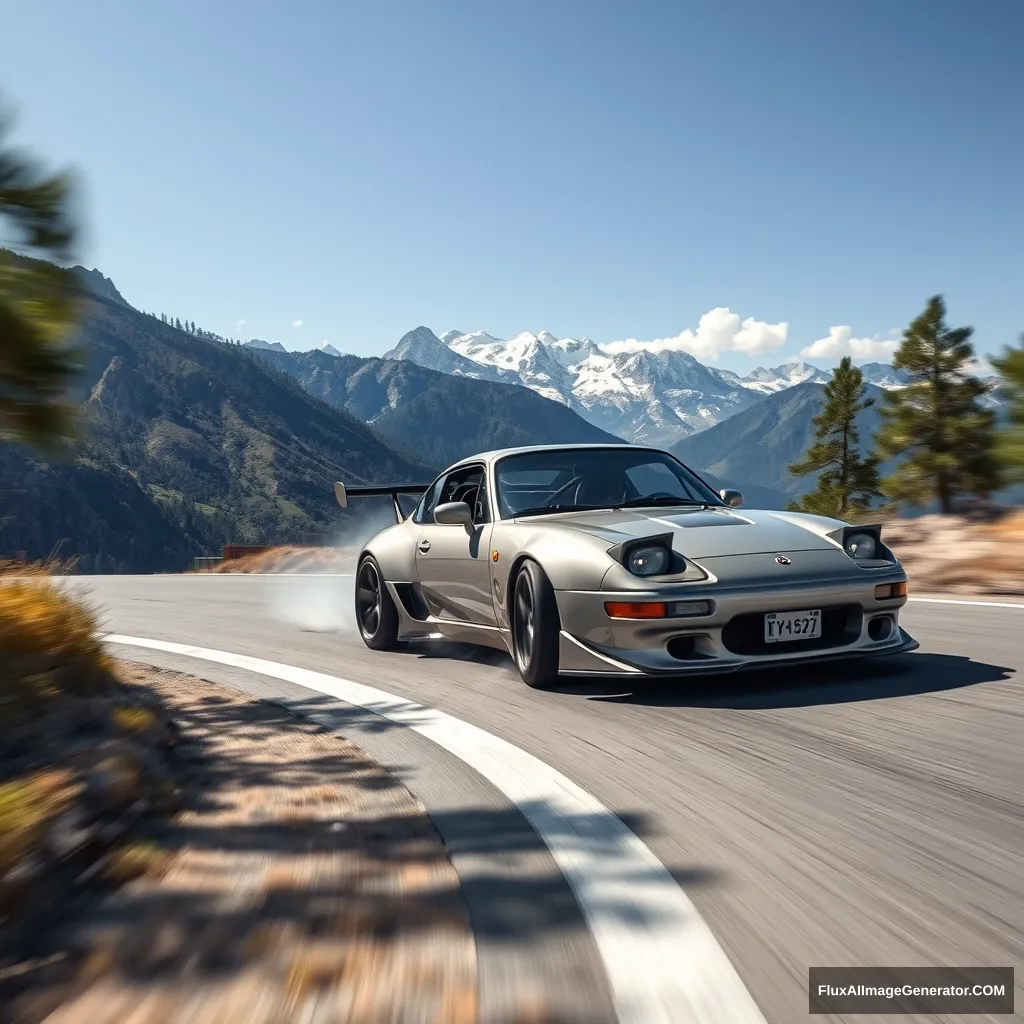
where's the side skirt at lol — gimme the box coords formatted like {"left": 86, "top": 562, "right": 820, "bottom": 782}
{"left": 388, "top": 581, "right": 512, "bottom": 653}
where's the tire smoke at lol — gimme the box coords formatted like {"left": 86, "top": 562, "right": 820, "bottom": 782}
{"left": 264, "top": 501, "right": 402, "bottom": 633}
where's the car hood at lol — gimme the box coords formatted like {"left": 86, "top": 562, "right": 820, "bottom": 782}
{"left": 513, "top": 505, "right": 846, "bottom": 558}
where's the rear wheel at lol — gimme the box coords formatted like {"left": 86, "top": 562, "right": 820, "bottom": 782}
{"left": 355, "top": 556, "right": 400, "bottom": 651}
{"left": 510, "top": 560, "right": 560, "bottom": 688}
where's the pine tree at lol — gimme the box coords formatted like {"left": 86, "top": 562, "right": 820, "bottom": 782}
{"left": 876, "top": 295, "right": 1000, "bottom": 513}
{"left": 0, "top": 98, "right": 84, "bottom": 450}
{"left": 189, "top": 320, "right": 195, "bottom": 334}
{"left": 788, "top": 357, "right": 881, "bottom": 518}
{"left": 992, "top": 333, "right": 1024, "bottom": 483}
{"left": 174, "top": 317, "right": 181, "bottom": 330}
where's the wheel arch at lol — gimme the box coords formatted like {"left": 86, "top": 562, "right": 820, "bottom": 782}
{"left": 504, "top": 554, "right": 562, "bottom": 634}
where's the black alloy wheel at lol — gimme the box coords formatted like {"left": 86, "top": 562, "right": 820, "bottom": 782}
{"left": 355, "top": 556, "right": 399, "bottom": 650}
{"left": 510, "top": 560, "right": 560, "bottom": 688}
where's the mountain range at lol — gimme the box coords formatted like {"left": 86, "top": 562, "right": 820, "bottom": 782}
{"left": 378, "top": 327, "right": 915, "bottom": 446}
{"left": 2, "top": 258, "right": 1012, "bottom": 571}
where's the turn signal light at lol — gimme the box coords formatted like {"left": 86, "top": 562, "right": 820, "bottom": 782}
{"left": 874, "top": 581, "right": 908, "bottom": 599}
{"left": 605, "top": 602, "right": 667, "bottom": 619}
{"left": 604, "top": 600, "right": 713, "bottom": 619}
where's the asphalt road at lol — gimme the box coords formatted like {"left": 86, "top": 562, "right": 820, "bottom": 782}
{"left": 68, "top": 575, "right": 1022, "bottom": 1023}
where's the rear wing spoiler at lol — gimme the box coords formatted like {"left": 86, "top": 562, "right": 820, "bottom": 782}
{"left": 334, "top": 481, "right": 431, "bottom": 523}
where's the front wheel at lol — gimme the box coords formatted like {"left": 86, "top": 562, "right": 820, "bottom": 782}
{"left": 510, "top": 560, "right": 560, "bottom": 688}
{"left": 354, "top": 555, "right": 400, "bottom": 651}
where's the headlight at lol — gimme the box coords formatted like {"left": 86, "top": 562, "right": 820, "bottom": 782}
{"left": 844, "top": 532, "right": 877, "bottom": 560}
{"left": 627, "top": 544, "right": 670, "bottom": 576}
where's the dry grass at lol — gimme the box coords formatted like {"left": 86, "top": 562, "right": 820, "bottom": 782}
{"left": 0, "top": 559, "right": 112, "bottom": 686}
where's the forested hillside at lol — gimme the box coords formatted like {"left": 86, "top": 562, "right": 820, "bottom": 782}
{"left": 1, "top": 279, "right": 433, "bottom": 572}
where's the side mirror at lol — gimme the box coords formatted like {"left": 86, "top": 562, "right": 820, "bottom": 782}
{"left": 434, "top": 500, "right": 474, "bottom": 528}
{"left": 720, "top": 488, "right": 744, "bottom": 508}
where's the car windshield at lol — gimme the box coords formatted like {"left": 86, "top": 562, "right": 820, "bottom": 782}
{"left": 493, "top": 448, "right": 725, "bottom": 519}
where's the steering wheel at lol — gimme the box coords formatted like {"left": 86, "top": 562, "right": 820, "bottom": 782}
{"left": 544, "top": 475, "right": 582, "bottom": 506}
{"left": 645, "top": 491, "right": 680, "bottom": 501}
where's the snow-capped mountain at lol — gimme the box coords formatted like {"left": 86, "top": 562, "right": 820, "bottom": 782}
{"left": 318, "top": 342, "right": 344, "bottom": 357}
{"left": 388, "top": 326, "right": 518, "bottom": 384}
{"left": 384, "top": 328, "right": 764, "bottom": 445}
{"left": 739, "top": 359, "right": 832, "bottom": 394}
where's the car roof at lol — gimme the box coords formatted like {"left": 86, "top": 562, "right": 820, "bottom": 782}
{"left": 445, "top": 442, "right": 668, "bottom": 472}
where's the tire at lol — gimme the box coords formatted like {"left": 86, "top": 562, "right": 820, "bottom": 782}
{"left": 510, "top": 560, "right": 561, "bottom": 688}
{"left": 354, "top": 555, "right": 400, "bottom": 651}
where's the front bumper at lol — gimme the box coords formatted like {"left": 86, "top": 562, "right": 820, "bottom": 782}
{"left": 554, "top": 573, "right": 919, "bottom": 677}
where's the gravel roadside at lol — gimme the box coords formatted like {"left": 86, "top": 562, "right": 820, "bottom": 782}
{"left": 14, "top": 663, "right": 478, "bottom": 1024}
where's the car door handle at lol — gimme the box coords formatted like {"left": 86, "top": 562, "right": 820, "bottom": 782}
{"left": 418, "top": 540, "right": 431, "bottom": 553}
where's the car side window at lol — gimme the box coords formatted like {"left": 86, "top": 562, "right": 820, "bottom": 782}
{"left": 444, "top": 466, "right": 488, "bottom": 522}
{"left": 414, "top": 475, "right": 446, "bottom": 524}
{"left": 415, "top": 465, "right": 489, "bottom": 524}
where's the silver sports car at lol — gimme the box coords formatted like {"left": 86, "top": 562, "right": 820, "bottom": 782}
{"left": 335, "top": 443, "right": 918, "bottom": 688}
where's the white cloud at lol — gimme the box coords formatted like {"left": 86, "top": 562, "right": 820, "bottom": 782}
{"left": 801, "top": 326, "right": 899, "bottom": 362}
{"left": 236, "top": 318, "right": 247, "bottom": 327}
{"left": 292, "top": 319, "right": 304, "bottom": 328}
{"left": 599, "top": 307, "right": 789, "bottom": 360}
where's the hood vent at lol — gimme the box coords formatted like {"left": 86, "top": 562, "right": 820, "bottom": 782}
{"left": 655, "top": 510, "right": 750, "bottom": 529}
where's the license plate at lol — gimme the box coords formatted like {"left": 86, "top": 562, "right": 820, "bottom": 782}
{"left": 764, "top": 609, "right": 821, "bottom": 643}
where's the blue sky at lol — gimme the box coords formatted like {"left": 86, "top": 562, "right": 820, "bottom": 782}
{"left": 2, "top": 0, "right": 1021, "bottom": 371}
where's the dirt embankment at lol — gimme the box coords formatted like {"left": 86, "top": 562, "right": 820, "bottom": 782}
{"left": 882, "top": 510, "right": 1024, "bottom": 596}
{"left": 201, "top": 546, "right": 355, "bottom": 574}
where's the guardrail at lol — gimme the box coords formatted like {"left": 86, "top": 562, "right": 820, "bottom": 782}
{"left": 192, "top": 557, "right": 222, "bottom": 571}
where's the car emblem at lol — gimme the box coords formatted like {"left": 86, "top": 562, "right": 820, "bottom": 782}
{"left": 775, "top": 554, "right": 792, "bottom": 565}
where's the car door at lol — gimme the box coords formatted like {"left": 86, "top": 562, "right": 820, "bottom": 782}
{"left": 414, "top": 463, "right": 496, "bottom": 625}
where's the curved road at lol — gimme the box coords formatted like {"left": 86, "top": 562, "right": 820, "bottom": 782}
{"left": 70, "top": 575, "right": 1022, "bottom": 1023}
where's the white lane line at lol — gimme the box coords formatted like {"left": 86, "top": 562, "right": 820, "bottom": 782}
{"left": 103, "top": 633, "right": 765, "bottom": 1024}
{"left": 909, "top": 596, "right": 1024, "bottom": 610}
{"left": 52, "top": 574, "right": 355, "bottom": 580}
